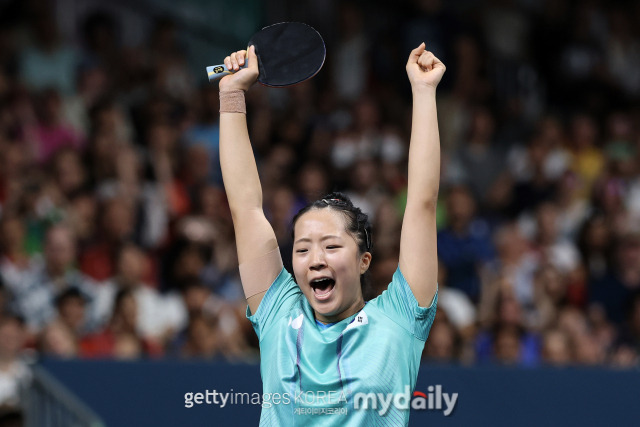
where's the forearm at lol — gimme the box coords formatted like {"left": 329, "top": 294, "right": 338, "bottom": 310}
{"left": 406, "top": 87, "right": 440, "bottom": 208}
{"left": 219, "top": 110, "right": 263, "bottom": 214}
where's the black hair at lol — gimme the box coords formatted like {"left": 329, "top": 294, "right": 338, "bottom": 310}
{"left": 55, "top": 287, "right": 88, "bottom": 308}
{"left": 114, "top": 288, "right": 135, "bottom": 313}
{"left": 291, "top": 192, "right": 374, "bottom": 298}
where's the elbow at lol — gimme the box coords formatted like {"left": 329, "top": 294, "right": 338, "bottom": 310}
{"left": 407, "top": 189, "right": 439, "bottom": 212}
{"left": 424, "top": 190, "right": 439, "bottom": 209}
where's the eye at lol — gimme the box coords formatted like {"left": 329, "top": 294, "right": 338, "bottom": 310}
{"left": 295, "top": 249, "right": 308, "bottom": 253}
{"left": 326, "top": 245, "right": 340, "bottom": 250}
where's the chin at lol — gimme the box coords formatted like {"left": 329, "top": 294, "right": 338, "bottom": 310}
{"left": 310, "top": 299, "right": 343, "bottom": 320}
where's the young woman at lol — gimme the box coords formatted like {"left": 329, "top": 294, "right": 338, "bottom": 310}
{"left": 219, "top": 43, "right": 444, "bottom": 425}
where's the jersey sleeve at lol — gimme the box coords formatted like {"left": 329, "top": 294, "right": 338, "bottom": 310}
{"left": 369, "top": 266, "right": 438, "bottom": 341}
{"left": 246, "top": 267, "right": 302, "bottom": 340}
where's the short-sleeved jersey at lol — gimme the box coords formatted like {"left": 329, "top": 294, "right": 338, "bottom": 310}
{"left": 247, "top": 266, "right": 437, "bottom": 426}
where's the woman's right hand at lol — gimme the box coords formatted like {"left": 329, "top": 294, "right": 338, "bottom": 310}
{"left": 219, "top": 45, "right": 259, "bottom": 92}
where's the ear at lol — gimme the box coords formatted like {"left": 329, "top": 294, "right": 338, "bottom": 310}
{"left": 359, "top": 252, "right": 372, "bottom": 274}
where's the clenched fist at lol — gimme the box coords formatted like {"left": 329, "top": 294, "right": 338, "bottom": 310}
{"left": 406, "top": 43, "right": 446, "bottom": 92}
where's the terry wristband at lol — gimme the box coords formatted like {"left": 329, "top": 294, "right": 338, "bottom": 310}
{"left": 219, "top": 90, "right": 246, "bottom": 114}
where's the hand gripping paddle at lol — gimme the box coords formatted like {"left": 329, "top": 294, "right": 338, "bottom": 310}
{"left": 206, "top": 22, "right": 326, "bottom": 87}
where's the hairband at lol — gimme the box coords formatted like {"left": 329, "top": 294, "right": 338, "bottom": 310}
{"left": 364, "top": 227, "right": 371, "bottom": 252}
{"left": 322, "top": 198, "right": 345, "bottom": 205}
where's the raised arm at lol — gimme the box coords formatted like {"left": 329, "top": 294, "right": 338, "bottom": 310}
{"left": 399, "top": 43, "right": 446, "bottom": 307}
{"left": 219, "top": 46, "right": 283, "bottom": 314}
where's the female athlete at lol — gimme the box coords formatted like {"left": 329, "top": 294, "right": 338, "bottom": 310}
{"left": 219, "top": 42, "right": 444, "bottom": 425}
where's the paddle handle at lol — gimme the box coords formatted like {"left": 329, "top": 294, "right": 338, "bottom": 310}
{"left": 206, "top": 61, "right": 249, "bottom": 82}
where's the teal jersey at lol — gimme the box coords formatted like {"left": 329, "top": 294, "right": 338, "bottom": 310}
{"left": 247, "top": 266, "right": 437, "bottom": 426}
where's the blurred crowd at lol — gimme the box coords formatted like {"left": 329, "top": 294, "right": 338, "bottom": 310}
{"left": 1, "top": 0, "right": 640, "bottom": 412}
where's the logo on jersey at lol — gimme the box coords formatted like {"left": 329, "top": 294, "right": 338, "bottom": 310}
{"left": 344, "top": 310, "right": 368, "bottom": 332}
{"left": 288, "top": 314, "right": 304, "bottom": 330}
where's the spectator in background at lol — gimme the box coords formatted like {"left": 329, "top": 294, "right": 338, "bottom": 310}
{"left": 79, "top": 11, "right": 121, "bottom": 81}
{"left": 568, "top": 114, "right": 604, "bottom": 200}
{"left": 578, "top": 214, "right": 614, "bottom": 280}
{"left": 589, "top": 234, "right": 640, "bottom": 324}
{"left": 80, "top": 288, "right": 162, "bottom": 359}
{"left": 481, "top": 0, "right": 531, "bottom": 64}
{"left": 146, "top": 121, "right": 190, "bottom": 220}
{"left": 50, "top": 147, "right": 88, "bottom": 200}
{"left": 438, "top": 185, "right": 495, "bottom": 302}
{"left": 95, "top": 243, "right": 186, "bottom": 342}
{"left": 423, "top": 319, "right": 460, "bottom": 364}
{"left": 177, "top": 313, "right": 218, "bottom": 359}
{"left": 345, "top": 158, "right": 387, "bottom": 222}
{"left": 482, "top": 223, "right": 538, "bottom": 309}
{"left": 541, "top": 329, "right": 572, "bottom": 366}
{"left": 331, "top": 2, "right": 369, "bottom": 102}
{"left": 62, "top": 63, "right": 110, "bottom": 140}
{"left": 331, "top": 96, "right": 405, "bottom": 173}
{"left": 146, "top": 17, "right": 194, "bottom": 102}
{"left": 402, "top": 0, "right": 452, "bottom": 70}
{"left": 506, "top": 132, "right": 560, "bottom": 218}
{"left": 97, "top": 144, "right": 169, "bottom": 250}
{"left": 613, "top": 294, "right": 640, "bottom": 366}
{"left": 604, "top": 9, "right": 640, "bottom": 98}
{"left": 554, "top": 171, "right": 591, "bottom": 241}
{"left": 33, "top": 89, "right": 83, "bottom": 165}
{"left": 66, "top": 190, "right": 98, "bottom": 250}
{"left": 54, "top": 287, "right": 89, "bottom": 338}
{"left": 448, "top": 107, "right": 506, "bottom": 209}
{"left": 11, "top": 224, "right": 99, "bottom": 334}
{"left": 18, "top": 10, "right": 77, "bottom": 96}
{"left": 531, "top": 202, "right": 581, "bottom": 277}
{"left": 39, "top": 320, "right": 77, "bottom": 359}
{"left": 0, "top": 142, "right": 29, "bottom": 211}
{"left": 555, "top": 6, "right": 605, "bottom": 110}
{"left": 372, "top": 198, "right": 402, "bottom": 259}
{"left": 555, "top": 305, "right": 606, "bottom": 366}
{"left": 0, "top": 315, "right": 30, "bottom": 412}
{"left": 170, "top": 279, "right": 251, "bottom": 361}
{"left": 0, "top": 214, "right": 36, "bottom": 298}
{"left": 295, "top": 162, "right": 330, "bottom": 206}
{"left": 79, "top": 195, "right": 136, "bottom": 281}
{"left": 477, "top": 285, "right": 540, "bottom": 366}
{"left": 369, "top": 251, "right": 400, "bottom": 299}
{"left": 436, "top": 261, "right": 476, "bottom": 341}
{"left": 491, "top": 325, "right": 523, "bottom": 366}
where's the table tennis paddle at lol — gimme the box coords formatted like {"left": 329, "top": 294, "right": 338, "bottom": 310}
{"left": 206, "top": 22, "right": 325, "bottom": 87}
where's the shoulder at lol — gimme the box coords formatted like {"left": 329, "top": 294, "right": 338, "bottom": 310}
{"left": 367, "top": 266, "right": 438, "bottom": 339}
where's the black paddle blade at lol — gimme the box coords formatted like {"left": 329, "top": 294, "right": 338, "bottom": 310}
{"left": 249, "top": 22, "right": 325, "bottom": 87}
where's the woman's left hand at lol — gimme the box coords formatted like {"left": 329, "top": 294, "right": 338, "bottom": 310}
{"left": 406, "top": 43, "right": 446, "bottom": 91}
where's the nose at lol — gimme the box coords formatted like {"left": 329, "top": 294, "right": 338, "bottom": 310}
{"left": 309, "top": 248, "right": 326, "bottom": 270}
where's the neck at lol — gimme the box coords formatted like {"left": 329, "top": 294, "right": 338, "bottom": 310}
{"left": 315, "top": 298, "right": 365, "bottom": 324}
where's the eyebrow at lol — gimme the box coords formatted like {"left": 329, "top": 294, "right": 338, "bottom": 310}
{"left": 294, "top": 235, "right": 342, "bottom": 244}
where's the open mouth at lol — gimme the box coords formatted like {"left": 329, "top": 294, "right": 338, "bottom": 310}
{"left": 310, "top": 278, "right": 335, "bottom": 300}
